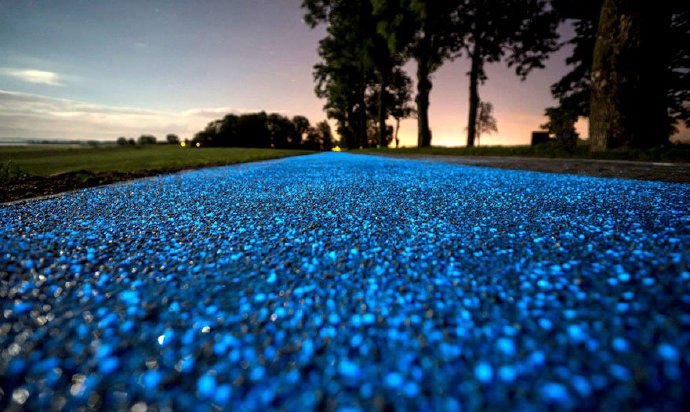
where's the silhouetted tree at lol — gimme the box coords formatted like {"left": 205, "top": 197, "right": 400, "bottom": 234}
{"left": 116, "top": 137, "right": 128, "bottom": 146}
{"left": 548, "top": 0, "right": 602, "bottom": 122}
{"left": 128, "top": 138, "right": 135, "bottom": 146}
{"left": 455, "top": 0, "right": 559, "bottom": 147}
{"left": 304, "top": 0, "right": 408, "bottom": 148}
{"left": 267, "top": 113, "right": 295, "bottom": 148}
{"left": 217, "top": 114, "right": 240, "bottom": 146}
{"left": 236, "top": 112, "right": 271, "bottom": 148}
{"left": 553, "top": 0, "right": 689, "bottom": 149}
{"left": 305, "top": 1, "right": 378, "bottom": 149}
{"left": 475, "top": 101, "right": 498, "bottom": 146}
{"left": 166, "top": 134, "right": 180, "bottom": 144}
{"left": 541, "top": 106, "right": 579, "bottom": 149}
{"left": 291, "top": 115, "right": 311, "bottom": 148}
{"left": 388, "top": 69, "right": 415, "bottom": 148}
{"left": 190, "top": 111, "right": 329, "bottom": 150}
{"left": 373, "top": 0, "right": 457, "bottom": 147}
{"left": 316, "top": 120, "right": 334, "bottom": 151}
{"left": 312, "top": 39, "right": 364, "bottom": 149}
{"left": 137, "top": 134, "right": 157, "bottom": 145}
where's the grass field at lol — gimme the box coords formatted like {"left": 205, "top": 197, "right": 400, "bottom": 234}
{"left": 354, "top": 143, "right": 690, "bottom": 163}
{"left": 0, "top": 145, "right": 313, "bottom": 178}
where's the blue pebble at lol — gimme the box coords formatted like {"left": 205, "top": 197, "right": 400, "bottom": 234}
{"left": 496, "top": 338, "right": 516, "bottom": 356}
{"left": 362, "top": 313, "right": 376, "bottom": 325}
{"left": 538, "top": 318, "right": 553, "bottom": 330}
{"left": 402, "top": 382, "right": 419, "bottom": 397}
{"left": 474, "top": 362, "right": 493, "bottom": 383}
{"left": 214, "top": 384, "right": 232, "bottom": 404}
{"left": 197, "top": 374, "right": 216, "bottom": 397}
{"left": 612, "top": 337, "right": 630, "bottom": 352}
{"left": 99, "top": 357, "right": 119, "bottom": 374}
{"left": 609, "top": 364, "right": 631, "bottom": 381}
{"left": 567, "top": 325, "right": 585, "bottom": 341}
{"left": 542, "top": 382, "right": 570, "bottom": 403}
{"left": 384, "top": 372, "right": 403, "bottom": 388}
{"left": 498, "top": 365, "right": 517, "bottom": 382}
{"left": 13, "top": 302, "right": 32, "bottom": 314}
{"left": 338, "top": 359, "right": 361, "bottom": 378}
{"left": 142, "top": 370, "right": 162, "bottom": 390}
{"left": 571, "top": 375, "right": 592, "bottom": 397}
{"left": 250, "top": 366, "right": 265, "bottom": 381}
{"left": 657, "top": 343, "right": 679, "bottom": 362}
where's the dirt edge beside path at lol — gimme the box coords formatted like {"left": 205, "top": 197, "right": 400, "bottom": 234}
{"left": 368, "top": 154, "right": 690, "bottom": 184}
{"left": 1, "top": 156, "right": 302, "bottom": 204}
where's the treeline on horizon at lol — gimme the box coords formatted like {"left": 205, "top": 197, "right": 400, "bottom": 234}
{"left": 192, "top": 112, "right": 335, "bottom": 151}
{"left": 114, "top": 112, "right": 335, "bottom": 151}
{"left": 301, "top": 0, "right": 689, "bottom": 151}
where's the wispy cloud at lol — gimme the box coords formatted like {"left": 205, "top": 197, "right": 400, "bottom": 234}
{"left": 0, "top": 68, "right": 64, "bottom": 86}
{"left": 0, "top": 90, "right": 266, "bottom": 140}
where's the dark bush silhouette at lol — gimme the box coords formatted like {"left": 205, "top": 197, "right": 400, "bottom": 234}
{"left": 116, "top": 137, "right": 128, "bottom": 146}
{"left": 137, "top": 135, "right": 157, "bottom": 145}
{"left": 166, "top": 134, "right": 180, "bottom": 144}
{"left": 191, "top": 112, "right": 332, "bottom": 150}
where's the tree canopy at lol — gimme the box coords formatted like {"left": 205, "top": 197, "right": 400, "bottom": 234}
{"left": 191, "top": 112, "right": 333, "bottom": 151}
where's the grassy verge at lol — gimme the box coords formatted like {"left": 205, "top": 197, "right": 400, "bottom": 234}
{"left": 353, "top": 143, "right": 690, "bottom": 163}
{"left": 1, "top": 145, "right": 313, "bottom": 202}
{"left": 0, "top": 145, "right": 313, "bottom": 178}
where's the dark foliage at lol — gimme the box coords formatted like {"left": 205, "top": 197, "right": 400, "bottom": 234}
{"left": 137, "top": 135, "right": 157, "bottom": 145}
{"left": 191, "top": 112, "right": 332, "bottom": 150}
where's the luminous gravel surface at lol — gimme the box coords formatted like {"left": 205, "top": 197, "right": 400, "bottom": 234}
{"left": 1, "top": 153, "right": 689, "bottom": 411}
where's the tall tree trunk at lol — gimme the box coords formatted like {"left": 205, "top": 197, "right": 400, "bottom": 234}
{"left": 378, "top": 82, "right": 387, "bottom": 147}
{"left": 416, "top": 53, "right": 432, "bottom": 147}
{"left": 358, "top": 54, "right": 368, "bottom": 148}
{"left": 589, "top": 0, "right": 670, "bottom": 150}
{"left": 394, "top": 118, "right": 400, "bottom": 149}
{"left": 466, "top": 43, "right": 481, "bottom": 147}
{"left": 346, "top": 109, "right": 356, "bottom": 149}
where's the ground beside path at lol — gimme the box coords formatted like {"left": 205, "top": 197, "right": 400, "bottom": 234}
{"left": 369, "top": 153, "right": 690, "bottom": 183}
{"left": 1, "top": 153, "right": 689, "bottom": 411}
{"left": 0, "top": 146, "right": 312, "bottom": 203}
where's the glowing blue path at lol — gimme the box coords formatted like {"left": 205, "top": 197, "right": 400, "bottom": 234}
{"left": 1, "top": 153, "right": 689, "bottom": 411}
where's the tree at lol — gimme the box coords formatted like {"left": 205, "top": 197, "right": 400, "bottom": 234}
{"left": 587, "top": 0, "right": 688, "bottom": 149}
{"left": 317, "top": 121, "right": 334, "bottom": 151}
{"left": 305, "top": 1, "right": 373, "bottom": 149}
{"left": 267, "top": 113, "right": 295, "bottom": 148}
{"left": 137, "top": 134, "right": 156, "bottom": 145}
{"left": 291, "top": 115, "right": 311, "bottom": 148}
{"left": 304, "top": 0, "right": 408, "bottom": 148}
{"left": 166, "top": 134, "right": 180, "bottom": 144}
{"left": 549, "top": 0, "right": 602, "bottom": 121}
{"left": 236, "top": 112, "right": 271, "bottom": 148}
{"left": 189, "top": 111, "right": 329, "bottom": 149}
{"left": 373, "top": 0, "right": 457, "bottom": 147}
{"left": 541, "top": 106, "right": 578, "bottom": 149}
{"left": 456, "top": 0, "right": 559, "bottom": 147}
{"left": 116, "top": 137, "right": 128, "bottom": 146}
{"left": 475, "top": 101, "right": 498, "bottom": 146}
{"left": 388, "top": 69, "right": 415, "bottom": 148}
{"left": 551, "top": 0, "right": 689, "bottom": 150}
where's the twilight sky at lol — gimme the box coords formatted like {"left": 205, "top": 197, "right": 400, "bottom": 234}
{"left": 1, "top": 0, "right": 685, "bottom": 146}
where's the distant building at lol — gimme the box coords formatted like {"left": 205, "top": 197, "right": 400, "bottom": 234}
{"left": 531, "top": 132, "right": 551, "bottom": 146}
